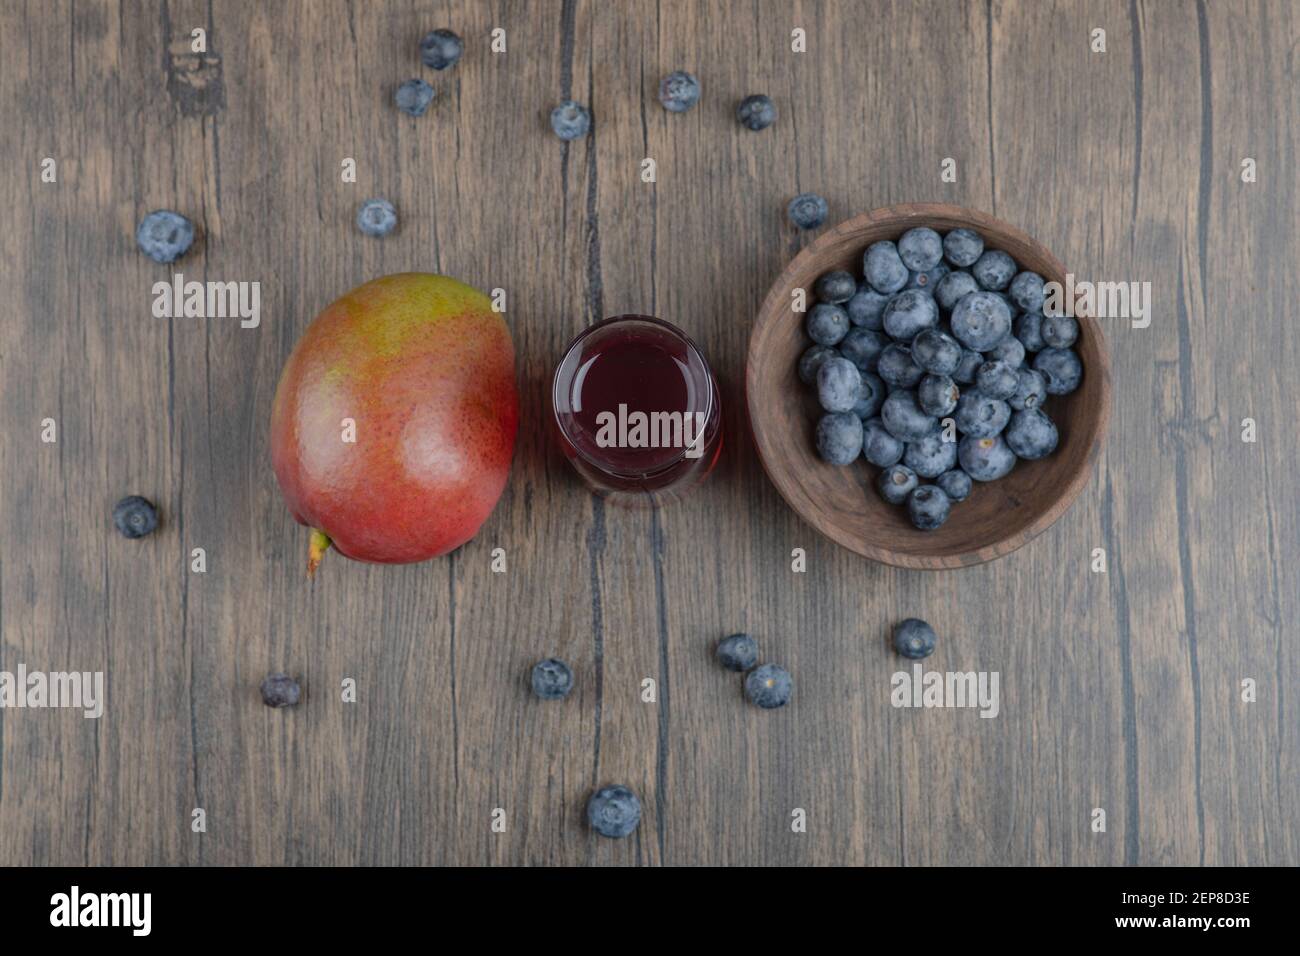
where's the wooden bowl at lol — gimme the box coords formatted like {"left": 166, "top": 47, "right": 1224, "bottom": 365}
{"left": 747, "top": 203, "right": 1111, "bottom": 569}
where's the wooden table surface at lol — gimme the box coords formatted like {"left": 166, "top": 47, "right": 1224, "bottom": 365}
{"left": 1, "top": 0, "right": 1296, "bottom": 867}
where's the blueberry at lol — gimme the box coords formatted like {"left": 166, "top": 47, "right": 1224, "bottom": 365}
{"left": 814, "top": 269, "right": 857, "bottom": 304}
{"left": 788, "top": 193, "right": 829, "bottom": 230}
{"left": 716, "top": 633, "right": 759, "bottom": 671}
{"left": 950, "top": 291, "right": 1012, "bottom": 351}
{"left": 356, "top": 198, "right": 398, "bottom": 237}
{"left": 877, "top": 464, "right": 919, "bottom": 504}
{"left": 952, "top": 348, "right": 984, "bottom": 384}
{"left": 882, "top": 289, "right": 940, "bottom": 342}
{"left": 942, "top": 228, "right": 984, "bottom": 268}
{"left": 1014, "top": 311, "right": 1046, "bottom": 352}
{"left": 839, "top": 329, "right": 889, "bottom": 372}
{"left": 876, "top": 344, "right": 924, "bottom": 389}
{"left": 903, "top": 432, "right": 957, "bottom": 478}
{"left": 420, "top": 28, "right": 463, "bottom": 70}
{"left": 1040, "top": 314, "right": 1079, "bottom": 349}
{"left": 1008, "top": 368, "right": 1047, "bottom": 410}
{"left": 846, "top": 284, "right": 890, "bottom": 329}
{"left": 135, "top": 210, "right": 194, "bottom": 264}
{"left": 862, "top": 417, "right": 905, "bottom": 467}
{"left": 531, "top": 657, "right": 575, "bottom": 700}
{"left": 113, "top": 495, "right": 159, "bottom": 538}
{"left": 975, "top": 360, "right": 1018, "bottom": 400}
{"left": 260, "top": 673, "right": 301, "bottom": 708}
{"left": 659, "top": 70, "right": 701, "bottom": 112}
{"left": 958, "top": 434, "right": 1017, "bottom": 481}
{"left": 1032, "top": 347, "right": 1083, "bottom": 395}
{"left": 745, "top": 663, "right": 793, "bottom": 709}
{"left": 816, "top": 356, "right": 862, "bottom": 413}
{"left": 881, "top": 390, "right": 938, "bottom": 442}
{"left": 395, "top": 78, "right": 435, "bottom": 116}
{"left": 936, "top": 468, "right": 972, "bottom": 502}
{"left": 917, "top": 373, "right": 960, "bottom": 417}
{"left": 986, "top": 335, "right": 1026, "bottom": 369}
{"left": 898, "top": 227, "right": 944, "bottom": 272}
{"left": 1004, "top": 408, "right": 1059, "bottom": 460}
{"left": 953, "top": 390, "right": 1011, "bottom": 438}
{"left": 893, "top": 618, "right": 937, "bottom": 659}
{"left": 550, "top": 100, "right": 592, "bottom": 140}
{"left": 911, "top": 328, "right": 962, "bottom": 375}
{"left": 736, "top": 93, "right": 776, "bottom": 130}
{"left": 971, "top": 249, "right": 1017, "bottom": 291}
{"left": 907, "top": 485, "right": 952, "bottom": 530}
{"left": 905, "top": 262, "right": 950, "bottom": 294}
{"left": 934, "top": 269, "right": 980, "bottom": 313}
{"left": 815, "top": 412, "right": 863, "bottom": 465}
{"left": 863, "top": 241, "right": 909, "bottom": 294}
{"left": 852, "top": 372, "right": 887, "bottom": 419}
{"left": 1008, "top": 271, "right": 1045, "bottom": 313}
{"left": 587, "top": 784, "right": 642, "bottom": 838}
{"left": 797, "top": 344, "right": 836, "bottom": 385}
{"left": 805, "top": 302, "right": 849, "bottom": 346}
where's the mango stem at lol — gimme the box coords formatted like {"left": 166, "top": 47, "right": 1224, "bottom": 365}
{"left": 307, "top": 529, "right": 332, "bottom": 578}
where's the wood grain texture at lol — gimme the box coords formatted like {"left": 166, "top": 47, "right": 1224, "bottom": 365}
{"left": 0, "top": 0, "right": 1295, "bottom": 866}
{"left": 748, "top": 202, "right": 1112, "bottom": 569}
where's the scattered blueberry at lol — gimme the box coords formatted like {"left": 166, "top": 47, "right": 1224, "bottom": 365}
{"left": 905, "top": 262, "right": 950, "bottom": 294}
{"left": 797, "top": 344, "right": 836, "bottom": 385}
{"left": 788, "top": 192, "right": 829, "bottom": 230}
{"left": 745, "top": 663, "right": 793, "bottom": 709}
{"left": 846, "top": 284, "right": 890, "bottom": 329}
{"left": 806, "top": 302, "right": 849, "bottom": 346}
{"left": 420, "top": 29, "right": 463, "bottom": 70}
{"left": 936, "top": 468, "right": 972, "bottom": 502}
{"left": 862, "top": 417, "right": 905, "bottom": 467}
{"left": 736, "top": 93, "right": 776, "bottom": 130}
{"left": 907, "top": 484, "right": 951, "bottom": 530}
{"left": 1008, "top": 367, "right": 1047, "bottom": 410}
{"left": 903, "top": 432, "right": 957, "bottom": 478}
{"left": 917, "top": 373, "right": 960, "bottom": 417}
{"left": 658, "top": 70, "right": 701, "bottom": 112}
{"left": 1014, "top": 311, "right": 1046, "bottom": 352}
{"left": 815, "top": 412, "right": 863, "bottom": 465}
{"left": 863, "top": 241, "right": 909, "bottom": 294}
{"left": 958, "top": 434, "right": 1017, "bottom": 481}
{"left": 260, "top": 673, "right": 301, "bottom": 708}
{"left": 550, "top": 100, "right": 592, "bottom": 140}
{"left": 893, "top": 619, "right": 937, "bottom": 659}
{"left": 953, "top": 390, "right": 1011, "bottom": 438}
{"left": 986, "top": 335, "right": 1026, "bottom": 369}
{"left": 395, "top": 78, "right": 435, "bottom": 116}
{"left": 839, "top": 328, "right": 889, "bottom": 373}
{"left": 942, "top": 228, "right": 984, "bottom": 267}
{"left": 950, "top": 291, "right": 1012, "bottom": 351}
{"left": 952, "top": 348, "right": 984, "bottom": 384}
{"left": 113, "top": 495, "right": 159, "bottom": 538}
{"left": 876, "top": 344, "right": 925, "bottom": 389}
{"left": 911, "top": 328, "right": 962, "bottom": 375}
{"left": 1032, "top": 347, "right": 1083, "bottom": 395}
{"left": 1004, "top": 407, "right": 1059, "bottom": 460}
{"left": 814, "top": 269, "right": 857, "bottom": 304}
{"left": 531, "top": 658, "right": 575, "bottom": 700}
{"left": 882, "top": 289, "right": 940, "bottom": 341}
{"left": 975, "top": 360, "right": 1018, "bottom": 400}
{"left": 897, "top": 227, "right": 944, "bottom": 272}
{"left": 877, "top": 464, "right": 919, "bottom": 504}
{"left": 852, "top": 372, "right": 887, "bottom": 419}
{"left": 135, "top": 210, "right": 194, "bottom": 264}
{"left": 934, "top": 269, "right": 980, "bottom": 313}
{"left": 587, "top": 784, "right": 642, "bottom": 838}
{"left": 971, "top": 249, "right": 1016, "bottom": 291}
{"left": 816, "top": 356, "right": 862, "bottom": 413}
{"left": 356, "top": 198, "right": 398, "bottom": 237}
{"left": 716, "top": 633, "right": 759, "bottom": 672}
{"left": 881, "top": 389, "right": 938, "bottom": 442}
{"left": 1040, "top": 313, "right": 1079, "bottom": 349}
{"left": 1008, "top": 271, "right": 1046, "bottom": 314}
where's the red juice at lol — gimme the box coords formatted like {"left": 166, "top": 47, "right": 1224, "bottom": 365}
{"left": 552, "top": 315, "right": 722, "bottom": 498}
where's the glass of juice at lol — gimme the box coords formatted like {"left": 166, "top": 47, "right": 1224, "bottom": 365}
{"left": 551, "top": 315, "right": 722, "bottom": 502}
